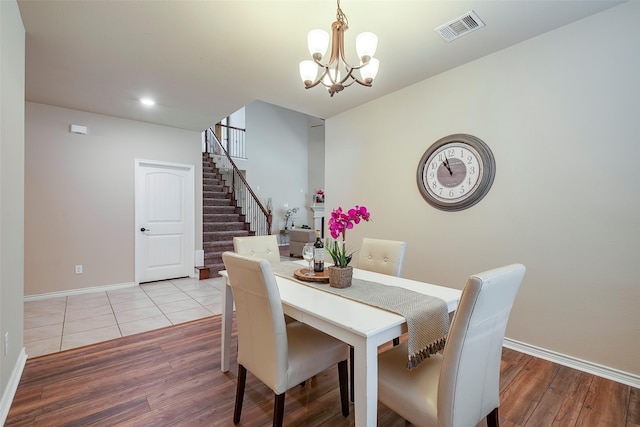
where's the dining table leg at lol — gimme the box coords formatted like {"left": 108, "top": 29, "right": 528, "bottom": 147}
{"left": 353, "top": 336, "right": 379, "bottom": 426}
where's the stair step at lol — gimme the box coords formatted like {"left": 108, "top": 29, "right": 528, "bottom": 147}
{"left": 204, "top": 213, "right": 242, "bottom": 222}
{"left": 203, "top": 222, "right": 247, "bottom": 232}
{"left": 202, "top": 173, "right": 222, "bottom": 180}
{"left": 204, "top": 254, "right": 224, "bottom": 264}
{"left": 202, "top": 190, "right": 226, "bottom": 196}
{"left": 203, "top": 241, "right": 235, "bottom": 251}
{"left": 203, "top": 230, "right": 250, "bottom": 242}
{"left": 202, "top": 171, "right": 222, "bottom": 179}
{"left": 204, "top": 206, "right": 238, "bottom": 215}
{"left": 202, "top": 183, "right": 229, "bottom": 192}
{"left": 203, "top": 178, "right": 223, "bottom": 185}
{"left": 203, "top": 184, "right": 225, "bottom": 192}
{"left": 203, "top": 198, "right": 235, "bottom": 207}
{"left": 203, "top": 190, "right": 227, "bottom": 198}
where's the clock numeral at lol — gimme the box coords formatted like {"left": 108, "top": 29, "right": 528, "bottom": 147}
{"left": 467, "top": 155, "right": 473, "bottom": 164}
{"left": 460, "top": 186, "right": 465, "bottom": 194}
{"left": 429, "top": 171, "right": 434, "bottom": 179}
{"left": 449, "top": 189, "right": 454, "bottom": 197}
{"left": 469, "top": 166, "right": 476, "bottom": 174}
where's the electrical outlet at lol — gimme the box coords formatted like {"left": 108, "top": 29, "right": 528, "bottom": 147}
{"left": 4, "top": 332, "right": 8, "bottom": 356}
{"left": 75, "top": 265, "right": 83, "bottom": 274}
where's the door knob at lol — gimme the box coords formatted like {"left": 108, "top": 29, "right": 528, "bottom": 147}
{"left": 140, "top": 227, "right": 150, "bottom": 232}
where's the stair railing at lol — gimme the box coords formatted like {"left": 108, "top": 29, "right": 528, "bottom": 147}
{"left": 204, "top": 127, "right": 272, "bottom": 236}
{"left": 206, "top": 123, "right": 246, "bottom": 159}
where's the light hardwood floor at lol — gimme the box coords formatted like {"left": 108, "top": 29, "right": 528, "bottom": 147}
{"left": 7, "top": 314, "right": 639, "bottom": 426}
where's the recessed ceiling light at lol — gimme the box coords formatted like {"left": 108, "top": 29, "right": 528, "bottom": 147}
{"left": 140, "top": 97, "right": 155, "bottom": 106}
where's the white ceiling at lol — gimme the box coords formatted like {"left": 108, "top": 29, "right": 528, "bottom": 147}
{"left": 18, "top": 0, "right": 625, "bottom": 131}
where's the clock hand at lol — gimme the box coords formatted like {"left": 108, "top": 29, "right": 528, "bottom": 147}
{"left": 442, "top": 156, "right": 453, "bottom": 175}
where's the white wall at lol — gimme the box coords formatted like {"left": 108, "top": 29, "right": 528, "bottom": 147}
{"left": 325, "top": 2, "right": 640, "bottom": 378}
{"left": 25, "top": 103, "right": 202, "bottom": 296}
{"left": 245, "top": 100, "right": 316, "bottom": 232}
{"left": 0, "top": 0, "right": 26, "bottom": 419}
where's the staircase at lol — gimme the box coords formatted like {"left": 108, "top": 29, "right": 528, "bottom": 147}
{"left": 202, "top": 154, "right": 252, "bottom": 276}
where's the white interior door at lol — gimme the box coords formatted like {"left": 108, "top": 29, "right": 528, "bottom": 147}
{"left": 135, "top": 159, "right": 194, "bottom": 284}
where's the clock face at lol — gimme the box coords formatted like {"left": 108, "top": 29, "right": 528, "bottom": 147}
{"left": 417, "top": 134, "right": 495, "bottom": 211}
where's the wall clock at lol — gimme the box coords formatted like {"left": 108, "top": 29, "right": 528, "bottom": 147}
{"left": 416, "top": 134, "right": 495, "bottom": 211}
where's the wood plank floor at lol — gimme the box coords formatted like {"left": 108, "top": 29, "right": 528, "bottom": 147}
{"left": 6, "top": 314, "right": 639, "bottom": 426}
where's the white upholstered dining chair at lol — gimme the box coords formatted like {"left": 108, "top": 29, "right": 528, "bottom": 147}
{"left": 233, "top": 235, "right": 281, "bottom": 264}
{"left": 222, "top": 252, "right": 350, "bottom": 427}
{"left": 357, "top": 237, "right": 407, "bottom": 277}
{"left": 377, "top": 263, "right": 526, "bottom": 427}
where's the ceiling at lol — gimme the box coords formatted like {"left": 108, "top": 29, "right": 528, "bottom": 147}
{"left": 18, "top": 0, "right": 625, "bottom": 132}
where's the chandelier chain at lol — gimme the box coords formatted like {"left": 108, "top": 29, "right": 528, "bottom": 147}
{"left": 336, "top": 0, "right": 349, "bottom": 29}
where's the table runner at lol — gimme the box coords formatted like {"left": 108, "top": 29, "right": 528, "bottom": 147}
{"left": 272, "top": 262, "right": 450, "bottom": 370}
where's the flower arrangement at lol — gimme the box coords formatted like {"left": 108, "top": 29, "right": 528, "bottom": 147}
{"left": 284, "top": 207, "right": 299, "bottom": 229}
{"left": 326, "top": 205, "right": 371, "bottom": 268}
{"left": 314, "top": 189, "right": 325, "bottom": 203}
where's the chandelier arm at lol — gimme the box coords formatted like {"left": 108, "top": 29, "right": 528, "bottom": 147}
{"left": 351, "top": 77, "right": 373, "bottom": 87}
{"left": 339, "top": 75, "right": 371, "bottom": 89}
{"left": 348, "top": 61, "right": 370, "bottom": 70}
{"left": 338, "top": 66, "right": 356, "bottom": 85}
{"left": 341, "top": 59, "right": 374, "bottom": 86}
{"left": 304, "top": 67, "right": 331, "bottom": 89}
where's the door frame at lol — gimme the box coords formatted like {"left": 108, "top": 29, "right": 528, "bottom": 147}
{"left": 134, "top": 158, "right": 195, "bottom": 285}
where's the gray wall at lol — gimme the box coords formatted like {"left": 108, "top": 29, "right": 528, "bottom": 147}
{"left": 1, "top": 0, "right": 25, "bottom": 417}
{"left": 24, "top": 103, "right": 202, "bottom": 296}
{"left": 307, "top": 123, "right": 325, "bottom": 225}
{"left": 245, "top": 100, "right": 314, "bottom": 232}
{"left": 325, "top": 2, "right": 639, "bottom": 377}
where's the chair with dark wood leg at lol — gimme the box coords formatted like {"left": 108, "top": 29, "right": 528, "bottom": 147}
{"left": 377, "top": 264, "right": 526, "bottom": 427}
{"left": 223, "top": 252, "right": 350, "bottom": 426}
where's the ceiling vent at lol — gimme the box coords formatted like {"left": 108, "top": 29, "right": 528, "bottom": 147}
{"left": 435, "top": 10, "right": 485, "bottom": 42}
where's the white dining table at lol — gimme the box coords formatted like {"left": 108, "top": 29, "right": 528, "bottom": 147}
{"left": 219, "top": 261, "right": 461, "bottom": 427}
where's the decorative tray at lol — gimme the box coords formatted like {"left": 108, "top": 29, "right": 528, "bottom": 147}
{"left": 293, "top": 267, "right": 329, "bottom": 283}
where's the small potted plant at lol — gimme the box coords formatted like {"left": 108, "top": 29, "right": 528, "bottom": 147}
{"left": 325, "top": 205, "right": 371, "bottom": 288}
{"left": 283, "top": 207, "right": 299, "bottom": 230}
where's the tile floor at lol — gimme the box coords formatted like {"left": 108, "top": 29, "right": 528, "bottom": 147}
{"left": 24, "top": 275, "right": 226, "bottom": 359}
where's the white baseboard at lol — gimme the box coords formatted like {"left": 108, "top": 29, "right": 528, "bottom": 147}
{"left": 24, "top": 281, "right": 136, "bottom": 302}
{"left": 0, "top": 347, "right": 27, "bottom": 425}
{"left": 504, "top": 338, "right": 640, "bottom": 389}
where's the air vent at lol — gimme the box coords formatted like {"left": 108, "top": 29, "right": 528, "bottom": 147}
{"left": 435, "top": 10, "right": 485, "bottom": 42}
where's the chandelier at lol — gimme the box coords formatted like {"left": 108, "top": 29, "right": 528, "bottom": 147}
{"left": 299, "top": 0, "right": 379, "bottom": 97}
